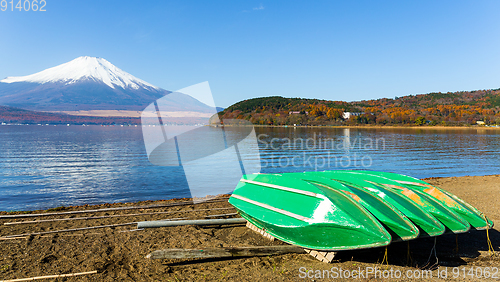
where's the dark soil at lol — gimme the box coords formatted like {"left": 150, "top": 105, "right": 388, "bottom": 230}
{"left": 1, "top": 176, "right": 499, "bottom": 281}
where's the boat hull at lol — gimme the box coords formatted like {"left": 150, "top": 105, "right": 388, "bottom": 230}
{"left": 229, "top": 170, "right": 493, "bottom": 251}
{"left": 354, "top": 170, "right": 493, "bottom": 230}
{"left": 311, "top": 171, "right": 471, "bottom": 234}
{"left": 229, "top": 173, "right": 392, "bottom": 250}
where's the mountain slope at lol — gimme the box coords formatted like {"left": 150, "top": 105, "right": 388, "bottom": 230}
{"left": 0, "top": 57, "right": 214, "bottom": 113}
{"left": 1, "top": 56, "right": 158, "bottom": 90}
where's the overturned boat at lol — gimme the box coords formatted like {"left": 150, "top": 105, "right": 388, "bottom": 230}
{"left": 228, "top": 170, "right": 493, "bottom": 251}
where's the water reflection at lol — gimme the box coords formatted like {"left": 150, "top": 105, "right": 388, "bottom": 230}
{"left": 0, "top": 125, "right": 499, "bottom": 211}
{"left": 0, "top": 125, "right": 189, "bottom": 211}
{"left": 254, "top": 127, "right": 500, "bottom": 178}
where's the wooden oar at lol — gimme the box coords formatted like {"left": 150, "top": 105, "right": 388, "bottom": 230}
{"left": 146, "top": 245, "right": 305, "bottom": 259}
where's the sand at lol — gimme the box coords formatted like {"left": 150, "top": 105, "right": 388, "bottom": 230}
{"left": 0, "top": 175, "right": 499, "bottom": 281}
{"left": 249, "top": 124, "right": 500, "bottom": 130}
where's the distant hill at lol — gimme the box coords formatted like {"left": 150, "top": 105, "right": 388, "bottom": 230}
{"left": 219, "top": 89, "right": 500, "bottom": 126}
{"left": 0, "top": 105, "right": 211, "bottom": 125}
{"left": 0, "top": 105, "right": 140, "bottom": 125}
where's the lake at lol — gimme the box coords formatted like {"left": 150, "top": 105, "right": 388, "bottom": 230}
{"left": 1, "top": 125, "right": 499, "bottom": 211}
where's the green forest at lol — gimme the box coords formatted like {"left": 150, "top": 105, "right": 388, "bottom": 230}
{"left": 219, "top": 88, "right": 500, "bottom": 126}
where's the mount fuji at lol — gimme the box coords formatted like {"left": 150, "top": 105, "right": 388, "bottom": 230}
{"left": 0, "top": 56, "right": 214, "bottom": 114}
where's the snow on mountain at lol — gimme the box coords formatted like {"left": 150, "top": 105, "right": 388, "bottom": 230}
{"left": 1, "top": 56, "right": 159, "bottom": 90}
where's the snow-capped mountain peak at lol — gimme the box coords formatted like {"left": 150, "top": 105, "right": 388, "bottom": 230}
{"left": 0, "top": 56, "right": 159, "bottom": 90}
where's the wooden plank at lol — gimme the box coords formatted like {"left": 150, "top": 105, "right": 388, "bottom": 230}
{"left": 137, "top": 218, "right": 246, "bottom": 229}
{"left": 246, "top": 221, "right": 275, "bottom": 241}
{"left": 304, "top": 249, "right": 337, "bottom": 263}
{"left": 0, "top": 270, "right": 97, "bottom": 282}
{"left": 146, "top": 245, "right": 305, "bottom": 259}
{"left": 0, "top": 197, "right": 230, "bottom": 219}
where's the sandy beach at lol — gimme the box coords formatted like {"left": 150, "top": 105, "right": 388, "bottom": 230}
{"left": 0, "top": 175, "right": 499, "bottom": 281}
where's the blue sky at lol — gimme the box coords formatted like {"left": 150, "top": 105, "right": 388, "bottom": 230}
{"left": 1, "top": 0, "right": 499, "bottom": 107}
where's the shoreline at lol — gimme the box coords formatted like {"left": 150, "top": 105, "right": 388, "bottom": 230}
{"left": 0, "top": 195, "right": 230, "bottom": 215}
{"left": 1, "top": 174, "right": 499, "bottom": 214}
{"left": 1, "top": 175, "right": 499, "bottom": 281}
{"left": 3, "top": 121, "right": 500, "bottom": 130}
{"left": 248, "top": 124, "right": 500, "bottom": 130}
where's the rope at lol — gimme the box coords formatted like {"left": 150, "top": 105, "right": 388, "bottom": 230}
{"left": 482, "top": 213, "right": 496, "bottom": 256}
{"left": 380, "top": 246, "right": 389, "bottom": 266}
{"left": 406, "top": 241, "right": 413, "bottom": 266}
{"left": 424, "top": 237, "right": 438, "bottom": 268}
{"left": 486, "top": 229, "right": 495, "bottom": 256}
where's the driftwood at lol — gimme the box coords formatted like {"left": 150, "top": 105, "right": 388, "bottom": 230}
{"left": 0, "top": 197, "right": 230, "bottom": 219}
{"left": 0, "top": 270, "right": 97, "bottom": 282}
{"left": 40, "top": 233, "right": 102, "bottom": 238}
{"left": 118, "top": 229, "right": 144, "bottom": 233}
{"left": 146, "top": 245, "right": 305, "bottom": 259}
{"left": 0, "top": 237, "right": 27, "bottom": 241}
{"left": 4, "top": 207, "right": 235, "bottom": 225}
{"left": 137, "top": 218, "right": 246, "bottom": 229}
{"left": 243, "top": 221, "right": 337, "bottom": 263}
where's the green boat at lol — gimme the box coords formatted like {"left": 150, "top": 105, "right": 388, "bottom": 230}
{"left": 352, "top": 170, "right": 493, "bottom": 230}
{"left": 312, "top": 171, "right": 471, "bottom": 234}
{"left": 228, "top": 173, "right": 392, "bottom": 251}
{"left": 294, "top": 172, "right": 445, "bottom": 237}
{"left": 229, "top": 170, "right": 493, "bottom": 251}
{"left": 284, "top": 172, "right": 420, "bottom": 241}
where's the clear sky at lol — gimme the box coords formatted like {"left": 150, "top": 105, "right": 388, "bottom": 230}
{"left": 1, "top": 0, "right": 499, "bottom": 107}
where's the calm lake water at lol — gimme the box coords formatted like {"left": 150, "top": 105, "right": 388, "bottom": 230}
{"left": 1, "top": 125, "right": 499, "bottom": 211}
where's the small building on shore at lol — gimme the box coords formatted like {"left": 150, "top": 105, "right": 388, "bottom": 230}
{"left": 342, "top": 112, "right": 364, "bottom": 119}
{"left": 289, "top": 111, "right": 309, "bottom": 115}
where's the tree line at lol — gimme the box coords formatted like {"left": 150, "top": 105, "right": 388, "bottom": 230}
{"left": 219, "top": 89, "right": 500, "bottom": 126}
